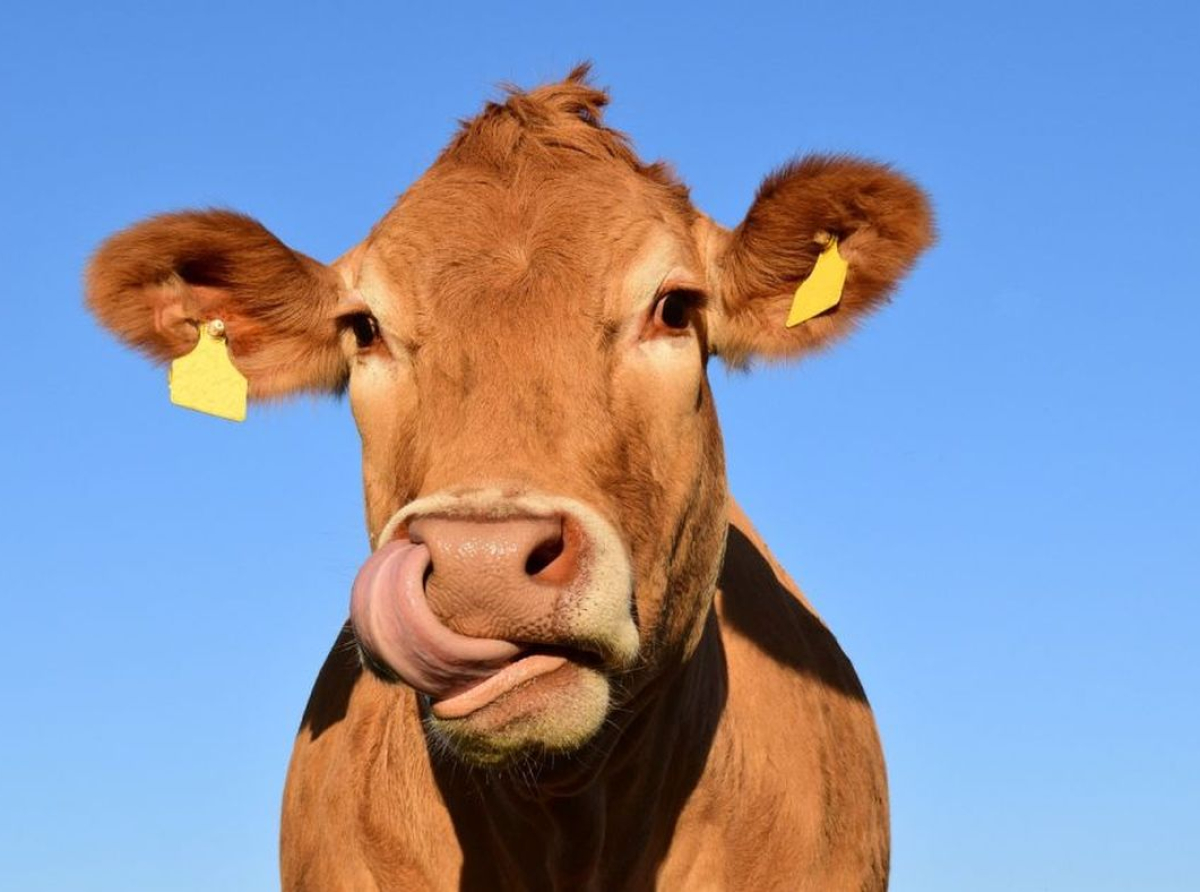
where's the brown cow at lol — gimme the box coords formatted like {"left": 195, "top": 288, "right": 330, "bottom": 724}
{"left": 87, "top": 67, "right": 932, "bottom": 890}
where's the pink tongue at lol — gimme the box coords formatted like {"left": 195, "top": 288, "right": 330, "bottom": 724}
{"left": 349, "top": 539, "right": 522, "bottom": 699}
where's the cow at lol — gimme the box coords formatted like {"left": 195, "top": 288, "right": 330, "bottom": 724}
{"left": 86, "top": 66, "right": 933, "bottom": 890}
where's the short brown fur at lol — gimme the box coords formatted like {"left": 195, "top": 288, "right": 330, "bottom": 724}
{"left": 86, "top": 66, "right": 933, "bottom": 890}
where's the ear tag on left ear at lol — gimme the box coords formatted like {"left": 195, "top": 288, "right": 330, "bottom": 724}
{"left": 786, "top": 236, "right": 848, "bottom": 327}
{"left": 168, "top": 319, "right": 248, "bottom": 422}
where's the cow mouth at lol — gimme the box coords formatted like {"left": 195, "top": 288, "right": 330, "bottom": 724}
{"left": 349, "top": 539, "right": 615, "bottom": 720}
{"left": 421, "top": 639, "right": 612, "bottom": 720}
{"left": 427, "top": 646, "right": 600, "bottom": 720}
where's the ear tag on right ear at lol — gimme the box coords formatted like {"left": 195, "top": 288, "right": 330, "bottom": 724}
{"left": 168, "top": 320, "right": 248, "bottom": 422}
{"left": 786, "top": 236, "right": 848, "bottom": 327}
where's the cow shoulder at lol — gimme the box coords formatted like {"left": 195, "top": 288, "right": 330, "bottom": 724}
{"left": 701, "top": 503, "right": 888, "bottom": 888}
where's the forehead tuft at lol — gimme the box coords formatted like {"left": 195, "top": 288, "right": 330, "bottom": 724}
{"left": 433, "top": 64, "right": 692, "bottom": 214}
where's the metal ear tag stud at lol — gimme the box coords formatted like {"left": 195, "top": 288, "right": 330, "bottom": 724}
{"left": 168, "top": 319, "right": 248, "bottom": 422}
{"left": 786, "top": 234, "right": 849, "bottom": 327}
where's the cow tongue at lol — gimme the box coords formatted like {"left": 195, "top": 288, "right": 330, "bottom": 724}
{"left": 349, "top": 539, "right": 522, "bottom": 700}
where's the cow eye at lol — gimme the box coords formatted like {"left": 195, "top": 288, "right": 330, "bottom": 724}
{"left": 653, "top": 290, "right": 696, "bottom": 332}
{"left": 346, "top": 313, "right": 380, "bottom": 350}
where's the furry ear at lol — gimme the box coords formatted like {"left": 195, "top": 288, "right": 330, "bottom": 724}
{"left": 86, "top": 210, "right": 348, "bottom": 399}
{"left": 707, "top": 155, "right": 934, "bottom": 365}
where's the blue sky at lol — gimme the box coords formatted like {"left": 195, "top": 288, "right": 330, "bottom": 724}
{"left": 2, "top": 1, "right": 1197, "bottom": 889}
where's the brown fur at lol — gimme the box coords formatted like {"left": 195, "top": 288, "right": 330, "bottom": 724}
{"left": 86, "top": 209, "right": 346, "bottom": 398}
{"left": 86, "top": 67, "right": 933, "bottom": 890}
{"left": 711, "top": 154, "right": 935, "bottom": 365}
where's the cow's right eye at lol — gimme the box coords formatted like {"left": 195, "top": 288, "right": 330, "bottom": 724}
{"left": 346, "top": 313, "right": 380, "bottom": 350}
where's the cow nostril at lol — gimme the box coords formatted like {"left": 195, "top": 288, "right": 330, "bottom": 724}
{"left": 525, "top": 532, "right": 565, "bottom": 577}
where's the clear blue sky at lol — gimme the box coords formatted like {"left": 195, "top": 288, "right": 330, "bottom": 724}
{"left": 2, "top": 2, "right": 1196, "bottom": 889}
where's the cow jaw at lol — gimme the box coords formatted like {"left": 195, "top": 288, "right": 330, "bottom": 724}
{"left": 351, "top": 490, "right": 638, "bottom": 764}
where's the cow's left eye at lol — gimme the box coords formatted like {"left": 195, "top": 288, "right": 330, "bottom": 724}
{"left": 652, "top": 290, "right": 698, "bottom": 333}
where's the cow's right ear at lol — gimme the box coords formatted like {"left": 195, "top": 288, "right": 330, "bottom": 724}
{"left": 86, "top": 210, "right": 349, "bottom": 399}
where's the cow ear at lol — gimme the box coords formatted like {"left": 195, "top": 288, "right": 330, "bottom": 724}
{"left": 705, "top": 155, "right": 934, "bottom": 365}
{"left": 86, "top": 209, "right": 349, "bottom": 399}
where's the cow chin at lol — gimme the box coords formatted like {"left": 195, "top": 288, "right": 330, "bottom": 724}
{"left": 423, "top": 664, "right": 611, "bottom": 766}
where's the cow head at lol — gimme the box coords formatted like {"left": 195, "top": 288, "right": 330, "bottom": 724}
{"left": 87, "top": 68, "right": 932, "bottom": 766}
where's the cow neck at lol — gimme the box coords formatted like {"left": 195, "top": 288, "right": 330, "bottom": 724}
{"left": 429, "top": 605, "right": 728, "bottom": 879}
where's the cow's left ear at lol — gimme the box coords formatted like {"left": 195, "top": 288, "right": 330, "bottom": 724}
{"left": 704, "top": 155, "right": 934, "bottom": 365}
{"left": 86, "top": 209, "right": 349, "bottom": 399}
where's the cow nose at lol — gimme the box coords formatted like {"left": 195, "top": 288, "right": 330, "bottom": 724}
{"left": 406, "top": 515, "right": 582, "bottom": 639}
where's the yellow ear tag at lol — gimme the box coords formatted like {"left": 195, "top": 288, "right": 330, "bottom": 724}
{"left": 168, "top": 320, "right": 248, "bottom": 422}
{"left": 786, "top": 236, "right": 848, "bottom": 327}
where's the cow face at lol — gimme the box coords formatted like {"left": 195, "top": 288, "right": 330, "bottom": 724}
{"left": 87, "top": 69, "right": 932, "bottom": 766}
